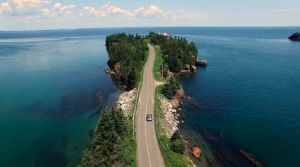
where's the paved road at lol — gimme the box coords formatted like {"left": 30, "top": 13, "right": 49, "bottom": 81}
{"left": 136, "top": 44, "right": 165, "bottom": 167}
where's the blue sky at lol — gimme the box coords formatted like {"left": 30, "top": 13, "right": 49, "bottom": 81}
{"left": 0, "top": 0, "right": 299, "bottom": 30}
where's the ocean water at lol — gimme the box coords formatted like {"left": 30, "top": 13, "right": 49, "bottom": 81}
{"left": 175, "top": 27, "right": 300, "bottom": 167}
{"left": 0, "top": 29, "right": 124, "bottom": 167}
{"left": 0, "top": 27, "right": 299, "bottom": 167}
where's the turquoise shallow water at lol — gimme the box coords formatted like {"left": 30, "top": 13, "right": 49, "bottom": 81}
{"left": 0, "top": 30, "right": 123, "bottom": 167}
{"left": 0, "top": 27, "right": 299, "bottom": 167}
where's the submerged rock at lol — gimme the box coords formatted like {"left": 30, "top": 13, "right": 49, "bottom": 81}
{"left": 240, "top": 150, "right": 266, "bottom": 167}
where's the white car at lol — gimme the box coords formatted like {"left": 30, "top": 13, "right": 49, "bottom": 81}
{"left": 146, "top": 114, "right": 152, "bottom": 121}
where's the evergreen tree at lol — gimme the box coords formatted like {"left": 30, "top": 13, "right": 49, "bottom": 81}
{"left": 111, "top": 107, "right": 128, "bottom": 138}
{"left": 127, "top": 67, "right": 138, "bottom": 90}
{"left": 148, "top": 31, "right": 199, "bottom": 73}
{"left": 162, "top": 83, "right": 173, "bottom": 99}
{"left": 170, "top": 130, "right": 181, "bottom": 142}
{"left": 81, "top": 108, "right": 135, "bottom": 167}
{"left": 170, "top": 130, "right": 185, "bottom": 155}
{"left": 171, "top": 139, "right": 185, "bottom": 155}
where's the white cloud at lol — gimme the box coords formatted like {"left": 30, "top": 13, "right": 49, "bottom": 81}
{"left": 0, "top": 1, "right": 205, "bottom": 29}
{"left": 52, "top": 3, "right": 75, "bottom": 16}
{"left": 79, "top": 3, "right": 203, "bottom": 21}
{"left": 101, "top": 2, "right": 133, "bottom": 17}
{"left": 53, "top": 3, "right": 75, "bottom": 11}
{"left": 275, "top": 9, "right": 298, "bottom": 12}
{"left": 0, "top": 0, "right": 51, "bottom": 16}
{"left": 80, "top": 6, "right": 105, "bottom": 17}
{"left": 80, "top": 2, "right": 133, "bottom": 18}
{"left": 134, "top": 5, "right": 164, "bottom": 18}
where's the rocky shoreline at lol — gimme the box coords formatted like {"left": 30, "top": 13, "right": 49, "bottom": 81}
{"left": 115, "top": 88, "right": 137, "bottom": 117}
{"left": 157, "top": 86, "right": 202, "bottom": 162}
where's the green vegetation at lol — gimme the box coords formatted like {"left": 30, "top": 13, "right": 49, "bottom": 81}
{"left": 152, "top": 44, "right": 167, "bottom": 81}
{"left": 148, "top": 32, "right": 198, "bottom": 73}
{"left": 106, "top": 33, "right": 148, "bottom": 90}
{"left": 162, "top": 76, "right": 180, "bottom": 99}
{"left": 155, "top": 86, "right": 192, "bottom": 167}
{"left": 81, "top": 107, "right": 136, "bottom": 167}
{"left": 288, "top": 32, "right": 300, "bottom": 41}
{"left": 170, "top": 130, "right": 186, "bottom": 154}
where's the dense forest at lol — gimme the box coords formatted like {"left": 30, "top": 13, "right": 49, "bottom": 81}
{"left": 162, "top": 76, "right": 180, "bottom": 99}
{"left": 106, "top": 33, "right": 148, "bottom": 90}
{"left": 81, "top": 107, "right": 136, "bottom": 167}
{"left": 288, "top": 32, "right": 300, "bottom": 41}
{"left": 148, "top": 32, "right": 198, "bottom": 73}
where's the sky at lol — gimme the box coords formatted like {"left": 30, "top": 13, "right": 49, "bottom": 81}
{"left": 0, "top": 0, "right": 299, "bottom": 30}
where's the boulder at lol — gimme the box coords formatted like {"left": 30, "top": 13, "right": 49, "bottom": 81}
{"left": 191, "top": 66, "right": 197, "bottom": 73}
{"left": 170, "top": 99, "right": 180, "bottom": 109}
{"left": 195, "top": 59, "right": 207, "bottom": 66}
{"left": 113, "top": 62, "right": 121, "bottom": 75}
{"left": 175, "top": 87, "right": 185, "bottom": 98}
{"left": 192, "top": 147, "right": 201, "bottom": 159}
{"left": 185, "top": 64, "right": 190, "bottom": 70}
{"left": 107, "top": 60, "right": 121, "bottom": 75}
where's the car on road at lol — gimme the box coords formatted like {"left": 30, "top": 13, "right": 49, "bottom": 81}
{"left": 146, "top": 114, "right": 152, "bottom": 121}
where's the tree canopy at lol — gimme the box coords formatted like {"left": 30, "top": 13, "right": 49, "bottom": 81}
{"left": 106, "top": 33, "right": 148, "bottom": 90}
{"left": 148, "top": 32, "right": 198, "bottom": 73}
{"left": 162, "top": 76, "right": 180, "bottom": 99}
{"left": 81, "top": 107, "right": 136, "bottom": 167}
{"left": 288, "top": 32, "right": 300, "bottom": 41}
{"left": 170, "top": 130, "right": 185, "bottom": 155}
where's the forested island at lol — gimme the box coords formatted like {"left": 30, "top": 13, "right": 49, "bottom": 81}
{"left": 288, "top": 32, "right": 300, "bottom": 41}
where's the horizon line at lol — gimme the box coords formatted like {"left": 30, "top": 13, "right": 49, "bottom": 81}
{"left": 1, "top": 26, "right": 299, "bottom": 32}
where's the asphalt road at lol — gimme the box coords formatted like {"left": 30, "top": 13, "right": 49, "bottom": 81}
{"left": 136, "top": 44, "right": 165, "bottom": 167}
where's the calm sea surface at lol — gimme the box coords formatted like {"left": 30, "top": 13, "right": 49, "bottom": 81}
{"left": 0, "top": 27, "right": 299, "bottom": 167}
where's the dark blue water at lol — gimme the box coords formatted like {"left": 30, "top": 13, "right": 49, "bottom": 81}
{"left": 0, "top": 27, "right": 299, "bottom": 167}
{"left": 176, "top": 27, "right": 300, "bottom": 167}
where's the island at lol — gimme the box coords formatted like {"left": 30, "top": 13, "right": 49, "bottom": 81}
{"left": 288, "top": 32, "right": 300, "bottom": 41}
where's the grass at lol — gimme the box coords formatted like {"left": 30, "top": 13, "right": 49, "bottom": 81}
{"left": 155, "top": 86, "right": 192, "bottom": 167}
{"left": 151, "top": 43, "right": 167, "bottom": 82}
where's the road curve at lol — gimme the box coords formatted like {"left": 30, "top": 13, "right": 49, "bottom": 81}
{"left": 136, "top": 44, "right": 165, "bottom": 167}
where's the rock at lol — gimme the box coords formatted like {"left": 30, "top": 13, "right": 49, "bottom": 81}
{"left": 180, "top": 70, "right": 189, "bottom": 73}
{"left": 240, "top": 150, "right": 266, "bottom": 167}
{"left": 195, "top": 59, "right": 207, "bottom": 66}
{"left": 113, "top": 63, "right": 121, "bottom": 75}
{"left": 186, "top": 96, "right": 191, "bottom": 101}
{"left": 158, "top": 94, "right": 179, "bottom": 138}
{"left": 116, "top": 89, "right": 137, "bottom": 116}
{"left": 107, "top": 60, "right": 121, "bottom": 75}
{"left": 191, "top": 66, "right": 197, "bottom": 73}
{"left": 192, "top": 147, "right": 201, "bottom": 159}
{"left": 185, "top": 64, "right": 190, "bottom": 70}
{"left": 175, "top": 87, "right": 185, "bottom": 98}
{"left": 170, "top": 99, "right": 180, "bottom": 109}
{"left": 170, "top": 109, "right": 177, "bottom": 113}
